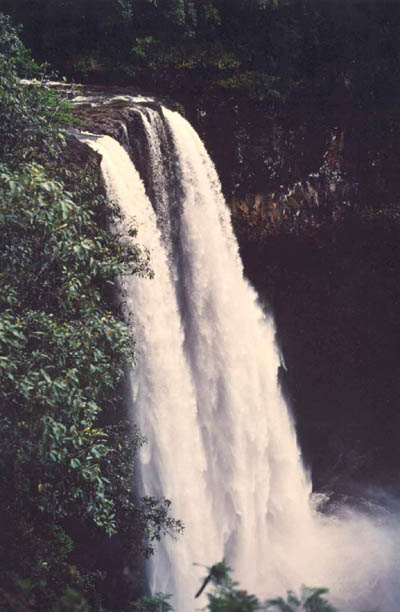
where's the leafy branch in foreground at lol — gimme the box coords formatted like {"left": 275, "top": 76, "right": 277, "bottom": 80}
{"left": 198, "top": 560, "right": 378, "bottom": 612}
{"left": 199, "top": 559, "right": 336, "bottom": 612}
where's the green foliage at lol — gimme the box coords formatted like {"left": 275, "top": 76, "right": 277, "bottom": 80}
{"left": 0, "top": 15, "right": 181, "bottom": 611}
{"left": 132, "top": 36, "right": 157, "bottom": 60}
{"left": 0, "top": 578, "right": 92, "bottom": 612}
{"left": 0, "top": 13, "right": 25, "bottom": 57}
{"left": 0, "top": 14, "right": 73, "bottom": 166}
{"left": 5, "top": 0, "right": 400, "bottom": 199}
{"left": 51, "top": 588, "right": 91, "bottom": 612}
{"left": 266, "top": 586, "right": 336, "bottom": 612}
{"left": 203, "top": 559, "right": 262, "bottom": 612}
{"left": 201, "top": 560, "right": 338, "bottom": 612}
{"left": 129, "top": 592, "right": 174, "bottom": 612}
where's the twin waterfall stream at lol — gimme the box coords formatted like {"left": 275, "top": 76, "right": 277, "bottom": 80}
{"left": 77, "top": 101, "right": 400, "bottom": 612}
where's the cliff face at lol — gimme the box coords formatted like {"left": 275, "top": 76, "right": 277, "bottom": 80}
{"left": 74, "top": 94, "right": 354, "bottom": 241}
{"left": 230, "top": 131, "right": 353, "bottom": 240}
{"left": 73, "top": 95, "right": 148, "bottom": 145}
{"left": 72, "top": 93, "right": 400, "bottom": 498}
{"left": 231, "top": 131, "right": 400, "bottom": 496}
{"left": 240, "top": 216, "right": 400, "bottom": 496}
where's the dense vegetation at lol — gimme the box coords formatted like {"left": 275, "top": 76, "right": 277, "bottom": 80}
{"left": 0, "top": 15, "right": 182, "bottom": 611}
{"left": 2, "top": 0, "right": 400, "bottom": 208}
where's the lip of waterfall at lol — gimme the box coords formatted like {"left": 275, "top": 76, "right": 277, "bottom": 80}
{"left": 72, "top": 92, "right": 156, "bottom": 107}
{"left": 21, "top": 79, "right": 156, "bottom": 107}
{"left": 72, "top": 100, "right": 400, "bottom": 612}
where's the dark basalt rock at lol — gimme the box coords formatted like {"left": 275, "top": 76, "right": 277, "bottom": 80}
{"left": 226, "top": 127, "right": 400, "bottom": 497}
{"left": 72, "top": 103, "right": 135, "bottom": 145}
{"left": 237, "top": 197, "right": 400, "bottom": 497}
{"left": 63, "top": 133, "right": 101, "bottom": 170}
{"left": 230, "top": 131, "right": 355, "bottom": 241}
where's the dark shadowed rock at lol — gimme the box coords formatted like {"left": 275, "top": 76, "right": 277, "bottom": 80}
{"left": 230, "top": 130, "right": 355, "bottom": 241}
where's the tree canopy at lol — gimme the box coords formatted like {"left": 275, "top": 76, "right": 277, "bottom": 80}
{"left": 3, "top": 0, "right": 400, "bottom": 202}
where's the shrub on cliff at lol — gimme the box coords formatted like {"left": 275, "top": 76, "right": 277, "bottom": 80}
{"left": 0, "top": 14, "right": 72, "bottom": 167}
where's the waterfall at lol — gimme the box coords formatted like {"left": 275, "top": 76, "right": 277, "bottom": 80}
{"left": 77, "top": 105, "right": 400, "bottom": 612}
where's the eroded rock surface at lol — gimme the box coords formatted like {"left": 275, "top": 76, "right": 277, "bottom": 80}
{"left": 231, "top": 131, "right": 356, "bottom": 240}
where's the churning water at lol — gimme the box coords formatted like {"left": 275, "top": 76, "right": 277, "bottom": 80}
{"left": 77, "top": 106, "right": 400, "bottom": 612}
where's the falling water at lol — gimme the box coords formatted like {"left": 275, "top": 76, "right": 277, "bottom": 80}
{"left": 77, "top": 106, "right": 400, "bottom": 612}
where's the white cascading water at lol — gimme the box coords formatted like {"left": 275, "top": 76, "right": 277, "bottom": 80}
{"left": 77, "top": 106, "right": 400, "bottom": 612}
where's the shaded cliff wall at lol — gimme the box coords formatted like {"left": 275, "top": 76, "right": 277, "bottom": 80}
{"left": 73, "top": 93, "right": 400, "bottom": 496}
{"left": 232, "top": 157, "right": 400, "bottom": 496}
{"left": 230, "top": 131, "right": 352, "bottom": 239}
